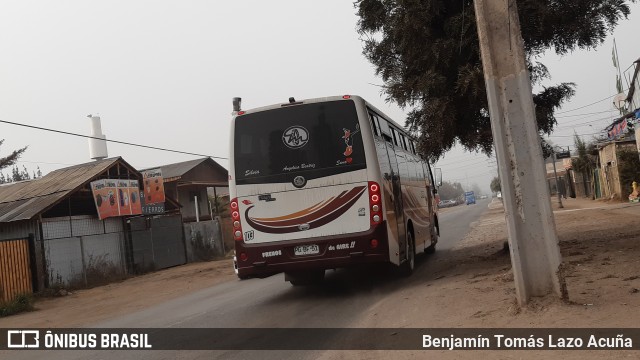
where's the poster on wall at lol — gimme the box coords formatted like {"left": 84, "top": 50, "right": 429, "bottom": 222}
{"left": 91, "top": 178, "right": 144, "bottom": 219}
{"left": 142, "top": 168, "right": 165, "bottom": 214}
{"left": 104, "top": 179, "right": 119, "bottom": 218}
{"left": 91, "top": 179, "right": 119, "bottom": 220}
{"left": 117, "top": 180, "right": 132, "bottom": 216}
{"left": 129, "top": 179, "right": 142, "bottom": 215}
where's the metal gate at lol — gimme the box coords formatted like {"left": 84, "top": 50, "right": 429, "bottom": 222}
{"left": 129, "top": 215, "right": 186, "bottom": 273}
{"left": 0, "top": 237, "right": 35, "bottom": 303}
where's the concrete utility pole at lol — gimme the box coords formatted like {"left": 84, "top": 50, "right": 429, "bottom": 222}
{"left": 473, "top": 0, "right": 567, "bottom": 305}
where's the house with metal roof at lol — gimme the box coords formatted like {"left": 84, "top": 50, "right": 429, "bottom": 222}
{"left": 0, "top": 157, "right": 142, "bottom": 293}
{"left": 142, "top": 157, "right": 228, "bottom": 223}
{"left": 137, "top": 157, "right": 230, "bottom": 262}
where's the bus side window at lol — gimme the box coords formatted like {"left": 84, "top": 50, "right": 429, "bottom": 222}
{"left": 400, "top": 134, "right": 409, "bottom": 152}
{"left": 423, "top": 162, "right": 434, "bottom": 186}
{"left": 390, "top": 127, "right": 399, "bottom": 147}
{"left": 369, "top": 113, "right": 380, "bottom": 137}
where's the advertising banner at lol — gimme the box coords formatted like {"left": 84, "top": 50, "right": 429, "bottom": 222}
{"left": 91, "top": 179, "right": 118, "bottom": 220}
{"left": 129, "top": 179, "right": 142, "bottom": 215}
{"left": 142, "top": 168, "right": 165, "bottom": 214}
{"left": 91, "top": 179, "right": 144, "bottom": 219}
{"left": 142, "top": 169, "right": 165, "bottom": 204}
{"left": 117, "top": 180, "right": 132, "bottom": 216}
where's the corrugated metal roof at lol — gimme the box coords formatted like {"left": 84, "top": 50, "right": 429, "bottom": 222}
{"left": 141, "top": 157, "right": 227, "bottom": 182}
{"left": 156, "top": 158, "right": 209, "bottom": 180}
{"left": 0, "top": 157, "right": 130, "bottom": 223}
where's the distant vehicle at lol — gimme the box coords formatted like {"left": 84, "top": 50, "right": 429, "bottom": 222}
{"left": 229, "top": 95, "right": 441, "bottom": 284}
{"left": 438, "top": 200, "right": 456, "bottom": 208}
{"left": 480, "top": 195, "right": 488, "bottom": 199}
{"left": 497, "top": 191, "right": 502, "bottom": 199}
{"left": 465, "top": 191, "right": 476, "bottom": 205}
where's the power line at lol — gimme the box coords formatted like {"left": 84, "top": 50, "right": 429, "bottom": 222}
{"left": 436, "top": 156, "right": 494, "bottom": 168}
{"left": 16, "top": 159, "right": 77, "bottom": 166}
{"left": 556, "top": 88, "right": 628, "bottom": 115}
{"left": 555, "top": 115, "right": 617, "bottom": 128}
{"left": 0, "top": 119, "right": 227, "bottom": 160}
{"left": 546, "top": 132, "right": 602, "bottom": 138}
{"left": 555, "top": 110, "right": 614, "bottom": 118}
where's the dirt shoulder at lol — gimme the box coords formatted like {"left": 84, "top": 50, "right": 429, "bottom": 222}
{"left": 0, "top": 258, "right": 236, "bottom": 328}
{"left": 319, "top": 198, "right": 640, "bottom": 359}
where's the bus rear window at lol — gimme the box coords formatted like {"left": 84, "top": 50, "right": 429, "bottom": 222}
{"left": 234, "top": 101, "right": 366, "bottom": 183}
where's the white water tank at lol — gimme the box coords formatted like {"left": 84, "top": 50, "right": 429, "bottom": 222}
{"left": 88, "top": 115, "right": 108, "bottom": 160}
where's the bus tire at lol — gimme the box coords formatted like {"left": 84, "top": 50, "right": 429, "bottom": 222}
{"left": 400, "top": 232, "right": 415, "bottom": 276}
{"left": 426, "top": 224, "right": 438, "bottom": 254}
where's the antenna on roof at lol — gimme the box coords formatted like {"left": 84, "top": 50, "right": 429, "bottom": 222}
{"left": 232, "top": 97, "right": 242, "bottom": 113}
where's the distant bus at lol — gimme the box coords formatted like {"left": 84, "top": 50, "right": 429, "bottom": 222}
{"left": 465, "top": 191, "right": 476, "bottom": 205}
{"left": 229, "top": 95, "right": 442, "bottom": 284}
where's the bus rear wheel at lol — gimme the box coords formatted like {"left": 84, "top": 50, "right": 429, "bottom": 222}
{"left": 400, "top": 232, "right": 415, "bottom": 276}
{"left": 285, "top": 270, "right": 325, "bottom": 286}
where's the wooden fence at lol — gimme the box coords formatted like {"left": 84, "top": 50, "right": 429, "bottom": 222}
{"left": 0, "top": 237, "right": 34, "bottom": 304}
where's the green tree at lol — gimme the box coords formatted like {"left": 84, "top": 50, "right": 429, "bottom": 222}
{"left": 0, "top": 139, "right": 27, "bottom": 171}
{"left": 11, "top": 165, "right": 31, "bottom": 182}
{"left": 208, "top": 194, "right": 229, "bottom": 217}
{"left": 438, "top": 181, "right": 464, "bottom": 200}
{"left": 355, "top": 0, "right": 634, "bottom": 160}
{"left": 571, "top": 134, "right": 596, "bottom": 197}
{"left": 490, "top": 176, "right": 501, "bottom": 193}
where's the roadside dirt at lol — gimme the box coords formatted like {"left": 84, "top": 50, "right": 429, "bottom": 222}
{"left": 0, "top": 258, "right": 236, "bottom": 328}
{"left": 2, "top": 197, "right": 640, "bottom": 359}
{"left": 321, "top": 197, "right": 640, "bottom": 359}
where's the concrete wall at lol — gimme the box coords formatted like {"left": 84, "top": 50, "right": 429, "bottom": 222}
{"left": 599, "top": 141, "right": 638, "bottom": 199}
{"left": 183, "top": 218, "right": 225, "bottom": 261}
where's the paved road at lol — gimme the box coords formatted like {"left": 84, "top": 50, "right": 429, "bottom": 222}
{"left": 437, "top": 198, "right": 492, "bottom": 250}
{"left": 6, "top": 199, "right": 491, "bottom": 360}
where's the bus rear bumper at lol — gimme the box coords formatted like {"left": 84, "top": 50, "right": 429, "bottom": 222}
{"left": 234, "top": 223, "right": 390, "bottom": 279}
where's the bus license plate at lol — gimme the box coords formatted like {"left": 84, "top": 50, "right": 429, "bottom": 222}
{"left": 294, "top": 244, "right": 319, "bottom": 256}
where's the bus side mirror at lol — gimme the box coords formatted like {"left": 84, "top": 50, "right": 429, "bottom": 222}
{"left": 435, "top": 168, "right": 442, "bottom": 187}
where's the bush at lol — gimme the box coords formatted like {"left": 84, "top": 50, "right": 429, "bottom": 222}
{"left": 0, "top": 294, "right": 34, "bottom": 317}
{"left": 67, "top": 254, "right": 128, "bottom": 289}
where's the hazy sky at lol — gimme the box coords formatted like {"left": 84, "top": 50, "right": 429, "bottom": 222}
{"left": 1, "top": 1, "right": 639, "bottom": 194}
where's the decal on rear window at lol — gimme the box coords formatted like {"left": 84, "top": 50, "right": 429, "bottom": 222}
{"left": 282, "top": 126, "right": 309, "bottom": 149}
{"left": 340, "top": 123, "right": 360, "bottom": 165}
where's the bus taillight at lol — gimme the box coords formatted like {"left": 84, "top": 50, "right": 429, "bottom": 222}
{"left": 231, "top": 198, "right": 244, "bottom": 241}
{"left": 369, "top": 181, "right": 383, "bottom": 226}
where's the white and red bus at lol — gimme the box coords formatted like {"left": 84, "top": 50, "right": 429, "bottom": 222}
{"left": 229, "top": 95, "right": 442, "bottom": 284}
